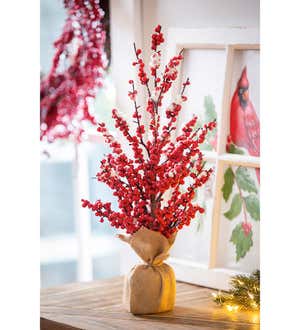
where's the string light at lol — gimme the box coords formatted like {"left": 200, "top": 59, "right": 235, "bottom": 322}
{"left": 251, "top": 311, "right": 260, "bottom": 323}
{"left": 212, "top": 270, "right": 260, "bottom": 312}
{"left": 226, "top": 304, "right": 239, "bottom": 312}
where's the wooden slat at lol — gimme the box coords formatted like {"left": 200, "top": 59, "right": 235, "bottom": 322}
{"left": 41, "top": 276, "right": 260, "bottom": 329}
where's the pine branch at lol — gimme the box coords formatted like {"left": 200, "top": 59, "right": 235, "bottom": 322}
{"left": 212, "top": 270, "right": 260, "bottom": 311}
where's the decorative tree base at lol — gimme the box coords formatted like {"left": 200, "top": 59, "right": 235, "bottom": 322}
{"left": 123, "top": 263, "right": 176, "bottom": 314}
{"left": 119, "top": 227, "right": 176, "bottom": 314}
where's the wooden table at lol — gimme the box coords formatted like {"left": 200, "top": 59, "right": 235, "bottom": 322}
{"left": 41, "top": 276, "right": 260, "bottom": 329}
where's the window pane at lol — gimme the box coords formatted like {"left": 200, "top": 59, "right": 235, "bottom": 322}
{"left": 41, "top": 261, "right": 77, "bottom": 288}
{"left": 217, "top": 165, "right": 260, "bottom": 272}
{"left": 179, "top": 48, "right": 226, "bottom": 151}
{"left": 86, "top": 142, "right": 119, "bottom": 235}
{"left": 93, "top": 254, "right": 121, "bottom": 280}
{"left": 40, "top": 156, "right": 75, "bottom": 237}
{"left": 171, "top": 162, "right": 216, "bottom": 264}
{"left": 227, "top": 49, "right": 260, "bottom": 157}
{"left": 40, "top": 0, "right": 65, "bottom": 73}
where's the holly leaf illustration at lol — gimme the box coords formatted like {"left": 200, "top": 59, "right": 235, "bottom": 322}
{"left": 222, "top": 167, "right": 234, "bottom": 202}
{"left": 230, "top": 224, "right": 253, "bottom": 261}
{"left": 245, "top": 194, "right": 260, "bottom": 221}
{"left": 236, "top": 167, "right": 258, "bottom": 193}
{"left": 204, "top": 95, "right": 217, "bottom": 123}
{"left": 201, "top": 141, "right": 213, "bottom": 151}
{"left": 228, "top": 143, "right": 245, "bottom": 155}
{"left": 224, "top": 194, "right": 242, "bottom": 220}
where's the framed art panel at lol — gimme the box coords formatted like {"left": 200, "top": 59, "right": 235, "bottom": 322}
{"left": 165, "top": 28, "right": 260, "bottom": 290}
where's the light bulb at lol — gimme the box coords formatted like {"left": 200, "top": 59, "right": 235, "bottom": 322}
{"left": 248, "top": 292, "right": 254, "bottom": 300}
{"left": 226, "top": 305, "right": 238, "bottom": 312}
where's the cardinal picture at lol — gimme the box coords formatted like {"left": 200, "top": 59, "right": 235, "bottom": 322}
{"left": 230, "top": 67, "right": 260, "bottom": 182}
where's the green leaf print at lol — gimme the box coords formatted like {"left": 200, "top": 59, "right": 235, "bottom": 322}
{"left": 230, "top": 224, "right": 253, "bottom": 262}
{"left": 228, "top": 143, "right": 245, "bottom": 155}
{"left": 221, "top": 167, "right": 234, "bottom": 202}
{"left": 224, "top": 194, "right": 242, "bottom": 220}
{"left": 236, "top": 167, "right": 258, "bottom": 193}
{"left": 245, "top": 194, "right": 260, "bottom": 221}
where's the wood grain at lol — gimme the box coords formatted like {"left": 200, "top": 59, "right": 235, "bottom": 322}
{"left": 41, "top": 276, "right": 260, "bottom": 329}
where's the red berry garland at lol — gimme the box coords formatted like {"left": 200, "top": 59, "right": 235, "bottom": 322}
{"left": 40, "top": 0, "right": 107, "bottom": 142}
{"left": 82, "top": 25, "right": 216, "bottom": 238}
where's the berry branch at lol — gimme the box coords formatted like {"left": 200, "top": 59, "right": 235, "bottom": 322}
{"left": 133, "top": 42, "right": 152, "bottom": 99}
{"left": 82, "top": 25, "right": 216, "bottom": 237}
{"left": 129, "top": 80, "right": 150, "bottom": 158}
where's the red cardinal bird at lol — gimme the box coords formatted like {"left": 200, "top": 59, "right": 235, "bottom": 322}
{"left": 230, "top": 67, "right": 260, "bottom": 182}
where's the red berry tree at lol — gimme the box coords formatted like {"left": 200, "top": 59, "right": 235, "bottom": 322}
{"left": 82, "top": 25, "right": 216, "bottom": 238}
{"left": 40, "top": 0, "right": 107, "bottom": 142}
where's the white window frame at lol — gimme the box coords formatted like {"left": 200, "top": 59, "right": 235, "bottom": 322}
{"left": 40, "top": 139, "right": 122, "bottom": 283}
{"left": 164, "top": 28, "right": 260, "bottom": 290}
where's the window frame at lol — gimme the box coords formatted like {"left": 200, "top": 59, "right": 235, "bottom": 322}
{"left": 164, "top": 27, "right": 260, "bottom": 290}
{"left": 40, "top": 135, "right": 125, "bottom": 284}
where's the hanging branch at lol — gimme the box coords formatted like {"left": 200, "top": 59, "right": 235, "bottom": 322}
{"left": 40, "top": 0, "right": 107, "bottom": 142}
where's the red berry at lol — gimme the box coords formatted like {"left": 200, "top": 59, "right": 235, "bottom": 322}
{"left": 155, "top": 25, "right": 161, "bottom": 33}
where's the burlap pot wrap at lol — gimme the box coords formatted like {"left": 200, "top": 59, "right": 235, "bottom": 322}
{"left": 118, "top": 227, "right": 176, "bottom": 314}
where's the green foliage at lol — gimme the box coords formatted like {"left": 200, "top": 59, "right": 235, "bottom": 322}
{"left": 193, "top": 96, "right": 217, "bottom": 230}
{"left": 200, "top": 141, "right": 213, "bottom": 151}
{"left": 236, "top": 167, "right": 258, "bottom": 193}
{"left": 222, "top": 167, "right": 234, "bottom": 202}
{"left": 213, "top": 270, "right": 260, "bottom": 311}
{"left": 204, "top": 95, "right": 217, "bottom": 122}
{"left": 192, "top": 188, "right": 203, "bottom": 232}
{"left": 224, "top": 194, "right": 242, "bottom": 220}
{"left": 94, "top": 74, "right": 116, "bottom": 131}
{"left": 196, "top": 95, "right": 217, "bottom": 151}
{"left": 245, "top": 194, "right": 260, "bottom": 221}
{"left": 228, "top": 143, "right": 245, "bottom": 155}
{"left": 230, "top": 224, "right": 253, "bottom": 262}
{"left": 221, "top": 165, "right": 259, "bottom": 262}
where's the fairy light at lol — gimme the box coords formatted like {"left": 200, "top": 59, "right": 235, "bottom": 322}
{"left": 248, "top": 292, "right": 254, "bottom": 300}
{"left": 251, "top": 311, "right": 260, "bottom": 323}
{"left": 212, "top": 270, "right": 260, "bottom": 312}
{"left": 226, "top": 304, "right": 239, "bottom": 312}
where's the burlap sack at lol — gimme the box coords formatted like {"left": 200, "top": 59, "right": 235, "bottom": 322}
{"left": 118, "top": 227, "right": 176, "bottom": 314}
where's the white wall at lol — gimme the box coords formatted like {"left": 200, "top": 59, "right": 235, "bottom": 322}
{"left": 109, "top": 0, "right": 143, "bottom": 113}
{"left": 110, "top": 0, "right": 260, "bottom": 111}
{"left": 142, "top": 0, "right": 260, "bottom": 61}
{"left": 142, "top": 0, "right": 259, "bottom": 30}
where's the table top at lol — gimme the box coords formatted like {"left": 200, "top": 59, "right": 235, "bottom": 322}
{"left": 41, "top": 276, "right": 260, "bottom": 330}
